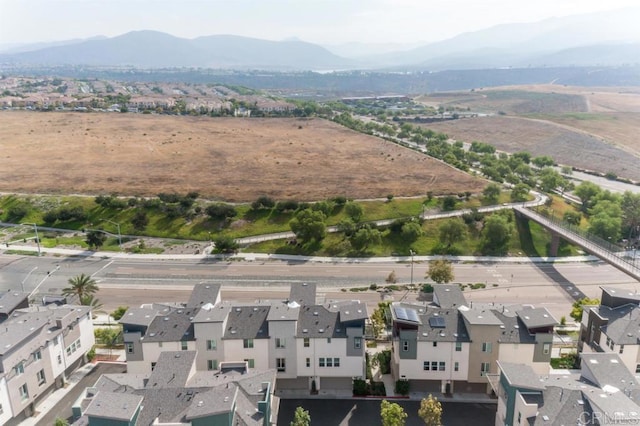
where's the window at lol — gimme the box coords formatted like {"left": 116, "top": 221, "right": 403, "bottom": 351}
{"left": 54, "top": 335, "right": 59, "bottom": 346}
{"left": 181, "top": 341, "right": 188, "bottom": 351}
{"left": 207, "top": 360, "right": 218, "bottom": 371}
{"left": 57, "top": 354, "right": 62, "bottom": 365}
{"left": 636, "top": 364, "right": 640, "bottom": 374}
{"left": 306, "top": 358, "right": 310, "bottom": 368}
{"left": 34, "top": 350, "right": 42, "bottom": 361}
{"left": 243, "top": 339, "right": 254, "bottom": 349}
{"left": 77, "top": 339, "right": 81, "bottom": 349}
{"left": 431, "top": 361, "right": 438, "bottom": 371}
{"left": 0, "top": 403, "right": 3, "bottom": 414}
{"left": 517, "top": 412, "right": 522, "bottom": 424}
{"left": 158, "top": 342, "right": 163, "bottom": 348}
{"left": 354, "top": 337, "right": 362, "bottom": 349}
{"left": 439, "top": 362, "right": 446, "bottom": 371}
{"left": 481, "top": 342, "right": 492, "bottom": 353}
{"left": 481, "top": 362, "right": 490, "bottom": 376}
{"left": 19, "top": 384, "right": 29, "bottom": 401}
{"left": 151, "top": 362, "right": 157, "bottom": 371}
{"left": 37, "top": 369, "right": 46, "bottom": 385}
{"left": 66, "top": 347, "right": 71, "bottom": 356}
{"left": 326, "top": 358, "right": 333, "bottom": 367}
{"left": 327, "top": 338, "right": 332, "bottom": 344}
{"left": 454, "top": 362, "right": 459, "bottom": 372}
{"left": 206, "top": 339, "right": 217, "bottom": 350}
{"left": 319, "top": 358, "right": 325, "bottom": 367}
{"left": 276, "top": 358, "right": 286, "bottom": 372}
{"left": 276, "top": 338, "right": 286, "bottom": 348}
{"left": 244, "top": 359, "right": 255, "bottom": 368}
{"left": 620, "top": 345, "right": 625, "bottom": 354}
{"left": 15, "top": 362, "right": 24, "bottom": 375}
{"left": 455, "top": 342, "right": 462, "bottom": 352}
{"left": 433, "top": 342, "right": 438, "bottom": 347}
{"left": 125, "top": 343, "right": 134, "bottom": 354}
{"left": 334, "top": 358, "right": 340, "bottom": 367}
{"left": 543, "top": 343, "right": 551, "bottom": 355}
{"left": 303, "top": 337, "right": 310, "bottom": 347}
{"left": 402, "top": 341, "right": 409, "bottom": 352}
{"left": 423, "top": 361, "right": 430, "bottom": 371}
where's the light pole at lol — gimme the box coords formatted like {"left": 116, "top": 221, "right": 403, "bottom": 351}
{"left": 101, "top": 218, "right": 122, "bottom": 249}
{"left": 22, "top": 223, "right": 41, "bottom": 256}
{"left": 20, "top": 266, "right": 38, "bottom": 293}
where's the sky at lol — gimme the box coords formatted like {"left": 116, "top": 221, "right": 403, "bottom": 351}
{"left": 1, "top": 0, "right": 639, "bottom": 47}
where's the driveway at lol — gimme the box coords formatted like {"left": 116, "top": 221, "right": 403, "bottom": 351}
{"left": 35, "top": 363, "right": 126, "bottom": 426}
{"left": 277, "top": 399, "right": 496, "bottom": 426}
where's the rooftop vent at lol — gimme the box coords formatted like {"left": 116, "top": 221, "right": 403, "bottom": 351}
{"left": 302, "top": 329, "right": 308, "bottom": 333}
{"left": 318, "top": 328, "right": 324, "bottom": 333}
{"left": 313, "top": 312, "right": 319, "bottom": 316}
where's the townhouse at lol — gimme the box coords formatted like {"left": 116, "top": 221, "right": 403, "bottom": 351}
{"left": 121, "top": 282, "right": 367, "bottom": 394}
{"left": 390, "top": 285, "right": 557, "bottom": 395}
{"left": 72, "top": 350, "right": 276, "bottom": 426}
{"left": 492, "top": 353, "right": 640, "bottom": 426}
{"left": 0, "top": 298, "right": 94, "bottom": 426}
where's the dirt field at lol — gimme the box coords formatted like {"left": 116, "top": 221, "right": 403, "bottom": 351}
{"left": 423, "top": 115, "right": 640, "bottom": 180}
{"left": 0, "top": 112, "right": 486, "bottom": 201}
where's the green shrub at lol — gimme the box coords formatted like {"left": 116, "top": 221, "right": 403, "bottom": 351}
{"left": 395, "top": 379, "right": 410, "bottom": 395}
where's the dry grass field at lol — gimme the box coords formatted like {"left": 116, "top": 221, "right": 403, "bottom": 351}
{"left": 0, "top": 112, "right": 485, "bottom": 201}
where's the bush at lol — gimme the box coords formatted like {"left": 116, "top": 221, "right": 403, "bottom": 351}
{"left": 251, "top": 195, "right": 275, "bottom": 210}
{"left": 6, "top": 205, "right": 28, "bottom": 222}
{"left": 205, "top": 203, "right": 238, "bottom": 219}
{"left": 86, "top": 346, "right": 96, "bottom": 362}
{"left": 395, "top": 379, "right": 410, "bottom": 396}
{"left": 421, "top": 284, "right": 434, "bottom": 293}
{"left": 275, "top": 200, "right": 299, "bottom": 212}
{"left": 213, "top": 236, "right": 239, "bottom": 254}
{"left": 353, "top": 379, "right": 368, "bottom": 396}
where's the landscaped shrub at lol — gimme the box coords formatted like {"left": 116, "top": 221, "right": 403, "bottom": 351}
{"left": 395, "top": 379, "right": 410, "bottom": 395}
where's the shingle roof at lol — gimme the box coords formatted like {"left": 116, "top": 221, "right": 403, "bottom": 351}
{"left": 143, "top": 307, "right": 198, "bottom": 342}
{"left": 191, "top": 301, "right": 231, "bottom": 323}
{"left": 289, "top": 282, "right": 316, "bottom": 306}
{"left": 184, "top": 386, "right": 237, "bottom": 420}
{"left": 84, "top": 391, "right": 143, "bottom": 421}
{"left": 224, "top": 306, "right": 269, "bottom": 339}
{"left": 581, "top": 353, "right": 639, "bottom": 389}
{"left": 498, "top": 362, "right": 545, "bottom": 390}
{"left": 146, "top": 351, "right": 196, "bottom": 388}
{"left": 598, "top": 304, "right": 640, "bottom": 345}
{"left": 187, "top": 283, "right": 221, "bottom": 308}
{"left": 0, "top": 291, "right": 28, "bottom": 315}
{"left": 266, "top": 303, "right": 299, "bottom": 321}
{"left": 120, "top": 306, "right": 158, "bottom": 328}
{"left": 432, "top": 285, "right": 468, "bottom": 309}
{"left": 417, "top": 308, "right": 470, "bottom": 342}
{"left": 338, "top": 302, "right": 368, "bottom": 322}
{"left": 516, "top": 308, "right": 558, "bottom": 330}
{"left": 459, "top": 306, "right": 503, "bottom": 325}
{"left": 297, "top": 305, "right": 345, "bottom": 338}
{"left": 493, "top": 311, "right": 535, "bottom": 344}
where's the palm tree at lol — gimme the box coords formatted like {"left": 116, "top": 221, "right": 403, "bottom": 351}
{"left": 79, "top": 294, "right": 103, "bottom": 311}
{"left": 62, "top": 273, "right": 99, "bottom": 302}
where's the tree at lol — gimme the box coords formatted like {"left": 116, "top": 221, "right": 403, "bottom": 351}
{"left": 212, "top": 236, "right": 239, "bottom": 254}
{"left": 427, "top": 259, "right": 454, "bottom": 284}
{"left": 85, "top": 230, "right": 107, "bottom": 250}
{"left": 588, "top": 213, "right": 621, "bottom": 241}
{"left": 345, "top": 202, "right": 364, "bottom": 222}
{"left": 563, "top": 211, "right": 582, "bottom": 226}
{"left": 80, "top": 294, "right": 103, "bottom": 310}
{"left": 481, "top": 214, "right": 514, "bottom": 255}
{"left": 289, "top": 209, "right": 327, "bottom": 243}
{"left": 418, "top": 394, "right": 443, "bottom": 426}
{"left": 111, "top": 306, "right": 129, "bottom": 321}
{"left": 510, "top": 183, "right": 530, "bottom": 202}
{"left": 441, "top": 196, "right": 457, "bottom": 211}
{"left": 337, "top": 218, "right": 357, "bottom": 237}
{"left": 205, "top": 203, "right": 238, "bottom": 220}
{"left": 401, "top": 221, "right": 423, "bottom": 243}
{"left": 574, "top": 181, "right": 602, "bottom": 212}
{"left": 290, "top": 406, "right": 311, "bottom": 426}
{"left": 538, "top": 167, "right": 564, "bottom": 193}
{"left": 380, "top": 400, "right": 407, "bottom": 426}
{"left": 621, "top": 191, "right": 640, "bottom": 238}
{"left": 351, "top": 225, "right": 382, "bottom": 252}
{"left": 131, "top": 209, "right": 149, "bottom": 231}
{"left": 532, "top": 155, "right": 554, "bottom": 168}
{"left": 570, "top": 297, "right": 600, "bottom": 322}
{"left": 54, "top": 418, "right": 70, "bottom": 426}
{"left": 482, "top": 183, "right": 501, "bottom": 204}
{"left": 371, "top": 302, "right": 390, "bottom": 339}
{"left": 251, "top": 195, "right": 276, "bottom": 210}
{"left": 63, "top": 273, "right": 99, "bottom": 302}
{"left": 438, "top": 218, "right": 466, "bottom": 247}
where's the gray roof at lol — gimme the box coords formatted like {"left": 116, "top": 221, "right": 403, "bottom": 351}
{"left": 580, "top": 353, "right": 639, "bottom": 389}
{"left": 0, "top": 291, "right": 28, "bottom": 315}
{"left": 120, "top": 306, "right": 158, "bottom": 328}
{"left": 338, "top": 302, "right": 368, "bottom": 322}
{"left": 529, "top": 387, "right": 589, "bottom": 426}
{"left": 432, "top": 285, "right": 467, "bottom": 309}
{"left": 417, "top": 307, "right": 470, "bottom": 342}
{"left": 515, "top": 307, "right": 558, "bottom": 329}
{"left": 224, "top": 306, "right": 269, "bottom": 339}
{"left": 458, "top": 306, "right": 503, "bottom": 325}
{"left": 493, "top": 311, "right": 536, "bottom": 344}
{"left": 186, "top": 283, "right": 221, "bottom": 308}
{"left": 192, "top": 301, "right": 231, "bottom": 323}
{"left": 598, "top": 304, "right": 640, "bottom": 345}
{"left": 289, "top": 282, "right": 316, "bottom": 306}
{"left": 84, "top": 391, "right": 143, "bottom": 421}
{"left": 498, "top": 362, "right": 545, "bottom": 390}
{"left": 143, "top": 307, "right": 198, "bottom": 342}
{"left": 184, "top": 386, "right": 237, "bottom": 420}
{"left": 146, "top": 351, "right": 196, "bottom": 388}
{"left": 601, "top": 286, "right": 640, "bottom": 303}
{"left": 266, "top": 303, "right": 299, "bottom": 321}
{"left": 297, "top": 305, "right": 346, "bottom": 338}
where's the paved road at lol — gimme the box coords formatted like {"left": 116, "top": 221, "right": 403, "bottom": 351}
{"left": 277, "top": 399, "right": 496, "bottom": 426}
{"left": 35, "top": 363, "right": 126, "bottom": 426}
{"left": 1, "top": 254, "right": 637, "bottom": 322}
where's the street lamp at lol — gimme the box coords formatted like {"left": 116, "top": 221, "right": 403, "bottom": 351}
{"left": 101, "top": 218, "right": 122, "bottom": 249}
{"left": 410, "top": 250, "right": 415, "bottom": 286}
{"left": 21, "top": 223, "right": 41, "bottom": 256}
{"left": 20, "top": 266, "right": 38, "bottom": 293}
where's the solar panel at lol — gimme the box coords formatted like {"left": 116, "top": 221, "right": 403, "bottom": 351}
{"left": 429, "top": 316, "right": 446, "bottom": 328}
{"left": 394, "top": 307, "right": 408, "bottom": 321}
{"left": 406, "top": 308, "right": 420, "bottom": 323}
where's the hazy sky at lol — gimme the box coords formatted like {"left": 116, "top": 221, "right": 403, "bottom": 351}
{"left": 1, "top": 0, "right": 638, "bottom": 46}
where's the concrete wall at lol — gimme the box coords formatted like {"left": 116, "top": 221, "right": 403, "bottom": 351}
{"left": 223, "top": 339, "right": 270, "bottom": 371}
{"left": 465, "top": 322, "right": 502, "bottom": 384}
{"left": 268, "top": 320, "right": 298, "bottom": 379}
{"left": 295, "top": 337, "right": 364, "bottom": 380}
{"left": 0, "top": 376, "right": 12, "bottom": 425}
{"left": 397, "top": 341, "right": 469, "bottom": 383}
{"left": 193, "top": 322, "right": 225, "bottom": 371}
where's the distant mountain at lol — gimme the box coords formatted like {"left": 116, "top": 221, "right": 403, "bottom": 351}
{"left": 0, "top": 36, "right": 108, "bottom": 54}
{"left": 0, "top": 30, "right": 352, "bottom": 70}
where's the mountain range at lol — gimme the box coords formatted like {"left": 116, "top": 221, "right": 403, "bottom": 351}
{"left": 1, "top": 8, "right": 638, "bottom": 71}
